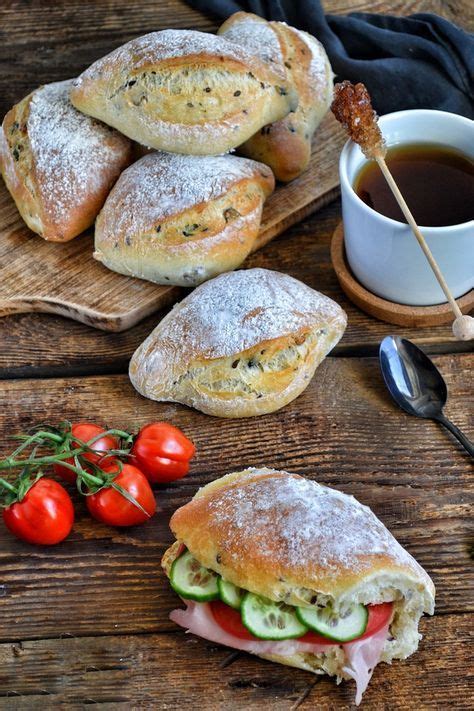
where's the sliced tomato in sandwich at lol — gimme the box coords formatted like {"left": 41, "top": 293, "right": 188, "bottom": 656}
{"left": 210, "top": 600, "right": 393, "bottom": 644}
{"left": 210, "top": 601, "right": 256, "bottom": 640}
{"left": 358, "top": 602, "right": 393, "bottom": 640}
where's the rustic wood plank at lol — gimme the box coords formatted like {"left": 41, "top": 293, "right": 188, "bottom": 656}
{"left": 0, "top": 3, "right": 472, "bottom": 708}
{"left": 0, "top": 0, "right": 342, "bottom": 333}
{"left": 1, "top": 201, "right": 470, "bottom": 378}
{"left": 1, "top": 0, "right": 471, "bottom": 339}
{"left": 0, "top": 356, "right": 471, "bottom": 643}
{"left": 0, "top": 1, "right": 216, "bottom": 118}
{"left": 0, "top": 115, "right": 344, "bottom": 331}
{"left": 0, "top": 482, "right": 471, "bottom": 643}
{"left": 0, "top": 614, "right": 471, "bottom": 708}
{"left": 1, "top": 355, "right": 471, "bottom": 489}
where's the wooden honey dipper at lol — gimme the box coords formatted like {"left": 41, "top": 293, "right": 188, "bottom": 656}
{"left": 331, "top": 81, "right": 474, "bottom": 341}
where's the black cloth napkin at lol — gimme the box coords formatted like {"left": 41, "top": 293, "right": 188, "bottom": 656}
{"left": 185, "top": 0, "right": 474, "bottom": 118}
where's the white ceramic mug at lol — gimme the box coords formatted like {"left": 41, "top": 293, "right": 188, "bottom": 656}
{"left": 339, "top": 109, "right": 474, "bottom": 306}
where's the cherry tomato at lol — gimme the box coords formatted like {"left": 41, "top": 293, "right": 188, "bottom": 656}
{"left": 210, "top": 601, "right": 394, "bottom": 644}
{"left": 53, "top": 423, "right": 118, "bottom": 484}
{"left": 86, "top": 463, "right": 156, "bottom": 527}
{"left": 3, "top": 478, "right": 74, "bottom": 545}
{"left": 131, "top": 422, "right": 196, "bottom": 484}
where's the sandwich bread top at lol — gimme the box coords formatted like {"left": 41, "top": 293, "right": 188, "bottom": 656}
{"left": 170, "top": 468, "right": 435, "bottom": 609}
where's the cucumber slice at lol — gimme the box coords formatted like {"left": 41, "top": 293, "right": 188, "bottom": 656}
{"left": 296, "top": 604, "right": 368, "bottom": 642}
{"left": 241, "top": 592, "right": 308, "bottom": 640}
{"left": 218, "top": 578, "right": 244, "bottom": 609}
{"left": 170, "top": 550, "right": 219, "bottom": 602}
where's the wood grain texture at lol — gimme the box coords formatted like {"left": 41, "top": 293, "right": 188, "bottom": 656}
{"left": 326, "top": 0, "right": 471, "bottom": 24}
{"left": 0, "top": 0, "right": 343, "bottom": 332}
{"left": 0, "top": 0, "right": 468, "bottom": 335}
{"left": 0, "top": 2, "right": 472, "bottom": 709}
{"left": 0, "top": 614, "right": 472, "bottom": 708}
{"left": 0, "top": 1, "right": 217, "bottom": 119}
{"left": 0, "top": 355, "right": 471, "bottom": 643}
{"left": 0, "top": 114, "right": 344, "bottom": 330}
{"left": 1, "top": 201, "right": 470, "bottom": 379}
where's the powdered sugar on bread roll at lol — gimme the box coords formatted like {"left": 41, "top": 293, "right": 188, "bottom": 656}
{"left": 94, "top": 152, "right": 274, "bottom": 286}
{"left": 163, "top": 468, "right": 435, "bottom": 704}
{"left": 219, "top": 13, "right": 333, "bottom": 181}
{"left": 180, "top": 468, "right": 434, "bottom": 605}
{"left": 70, "top": 29, "right": 298, "bottom": 155}
{"left": 129, "top": 268, "right": 347, "bottom": 417}
{"left": 0, "top": 79, "right": 132, "bottom": 241}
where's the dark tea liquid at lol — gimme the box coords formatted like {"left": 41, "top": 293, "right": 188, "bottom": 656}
{"left": 354, "top": 143, "right": 474, "bottom": 227}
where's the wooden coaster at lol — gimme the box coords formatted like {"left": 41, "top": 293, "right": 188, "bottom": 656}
{"left": 331, "top": 223, "right": 474, "bottom": 327}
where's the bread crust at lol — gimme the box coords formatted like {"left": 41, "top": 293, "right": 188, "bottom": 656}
{"left": 0, "top": 95, "right": 43, "bottom": 235}
{"left": 129, "top": 268, "right": 347, "bottom": 417}
{"left": 0, "top": 80, "right": 132, "bottom": 242}
{"left": 169, "top": 468, "right": 435, "bottom": 606}
{"left": 70, "top": 30, "right": 299, "bottom": 155}
{"left": 94, "top": 152, "right": 274, "bottom": 286}
{"left": 219, "top": 13, "right": 333, "bottom": 181}
{"left": 164, "top": 468, "right": 435, "bottom": 665}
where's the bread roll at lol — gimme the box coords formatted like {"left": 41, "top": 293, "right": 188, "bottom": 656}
{"left": 163, "top": 468, "right": 435, "bottom": 704}
{"left": 129, "top": 268, "right": 347, "bottom": 417}
{"left": 70, "top": 30, "right": 298, "bottom": 156}
{"left": 0, "top": 80, "right": 132, "bottom": 242}
{"left": 94, "top": 152, "right": 274, "bottom": 286}
{"left": 219, "top": 12, "right": 333, "bottom": 182}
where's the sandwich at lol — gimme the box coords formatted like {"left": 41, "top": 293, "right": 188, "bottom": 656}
{"left": 162, "top": 468, "right": 435, "bottom": 705}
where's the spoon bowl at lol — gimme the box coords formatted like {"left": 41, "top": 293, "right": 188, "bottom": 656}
{"left": 379, "top": 335, "right": 473, "bottom": 457}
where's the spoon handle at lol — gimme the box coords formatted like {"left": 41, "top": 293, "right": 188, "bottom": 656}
{"left": 435, "top": 414, "right": 474, "bottom": 458}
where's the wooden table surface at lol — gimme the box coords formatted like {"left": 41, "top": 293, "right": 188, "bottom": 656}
{"left": 0, "top": 1, "right": 473, "bottom": 709}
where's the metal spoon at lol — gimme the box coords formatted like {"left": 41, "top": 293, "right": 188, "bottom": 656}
{"left": 379, "top": 335, "right": 474, "bottom": 457}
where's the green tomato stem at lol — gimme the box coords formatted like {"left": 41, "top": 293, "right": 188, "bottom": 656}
{"left": 54, "top": 458, "right": 107, "bottom": 488}
{"left": 111, "top": 482, "right": 150, "bottom": 517}
{"left": 0, "top": 477, "right": 18, "bottom": 495}
{"left": 10, "top": 430, "right": 65, "bottom": 458}
{"left": 0, "top": 446, "right": 94, "bottom": 471}
{"left": 0, "top": 427, "right": 135, "bottom": 474}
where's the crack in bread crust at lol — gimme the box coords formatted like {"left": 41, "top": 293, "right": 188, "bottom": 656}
{"left": 174, "top": 328, "right": 323, "bottom": 401}
{"left": 94, "top": 153, "right": 274, "bottom": 286}
{"left": 129, "top": 268, "right": 347, "bottom": 417}
{"left": 70, "top": 30, "right": 298, "bottom": 155}
{"left": 219, "top": 12, "right": 333, "bottom": 181}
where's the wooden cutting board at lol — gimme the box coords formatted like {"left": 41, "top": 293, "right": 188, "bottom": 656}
{"left": 0, "top": 114, "right": 345, "bottom": 332}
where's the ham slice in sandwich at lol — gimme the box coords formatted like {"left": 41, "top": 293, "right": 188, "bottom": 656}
{"left": 162, "top": 468, "right": 435, "bottom": 705}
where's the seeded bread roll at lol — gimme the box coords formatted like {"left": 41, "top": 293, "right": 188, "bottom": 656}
{"left": 94, "top": 152, "right": 274, "bottom": 286}
{"left": 70, "top": 30, "right": 298, "bottom": 156}
{"left": 129, "top": 268, "right": 347, "bottom": 417}
{"left": 219, "top": 13, "right": 333, "bottom": 182}
{"left": 163, "top": 468, "right": 435, "bottom": 698}
{"left": 0, "top": 80, "right": 132, "bottom": 242}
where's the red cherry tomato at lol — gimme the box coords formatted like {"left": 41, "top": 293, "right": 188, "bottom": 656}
{"left": 86, "top": 463, "right": 156, "bottom": 527}
{"left": 53, "top": 423, "right": 118, "bottom": 484}
{"left": 131, "top": 422, "right": 196, "bottom": 484}
{"left": 3, "top": 478, "right": 74, "bottom": 545}
{"left": 210, "top": 601, "right": 394, "bottom": 644}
